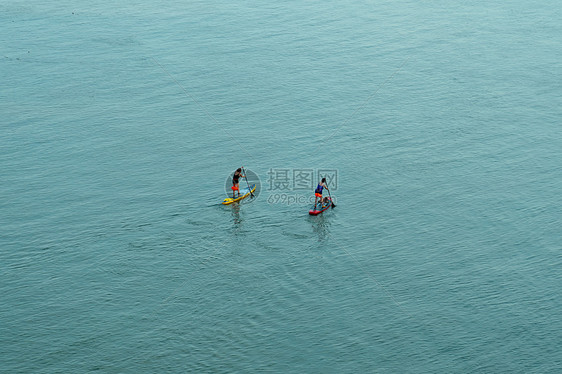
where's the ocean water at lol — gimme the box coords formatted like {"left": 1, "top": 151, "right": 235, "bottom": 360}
{"left": 1, "top": 1, "right": 561, "bottom": 372}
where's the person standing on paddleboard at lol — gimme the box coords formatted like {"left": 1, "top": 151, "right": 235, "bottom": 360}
{"left": 314, "top": 178, "right": 328, "bottom": 208}
{"left": 231, "top": 167, "right": 245, "bottom": 198}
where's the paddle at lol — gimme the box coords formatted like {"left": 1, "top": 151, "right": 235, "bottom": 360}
{"left": 241, "top": 167, "right": 255, "bottom": 198}
{"left": 326, "top": 186, "right": 336, "bottom": 208}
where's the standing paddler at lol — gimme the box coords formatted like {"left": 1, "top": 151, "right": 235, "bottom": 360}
{"left": 314, "top": 177, "right": 328, "bottom": 208}
{"left": 231, "top": 167, "right": 245, "bottom": 198}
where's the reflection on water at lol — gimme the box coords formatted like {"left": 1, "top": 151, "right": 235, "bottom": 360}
{"left": 231, "top": 204, "right": 242, "bottom": 225}
{"left": 308, "top": 213, "right": 331, "bottom": 241}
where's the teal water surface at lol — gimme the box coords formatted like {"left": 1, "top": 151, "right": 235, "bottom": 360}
{"left": 2, "top": 1, "right": 561, "bottom": 372}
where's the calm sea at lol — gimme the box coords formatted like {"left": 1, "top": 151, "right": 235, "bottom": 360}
{"left": 1, "top": 1, "right": 561, "bottom": 372}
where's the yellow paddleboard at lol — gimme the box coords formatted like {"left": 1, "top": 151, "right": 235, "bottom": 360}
{"left": 222, "top": 184, "right": 256, "bottom": 205}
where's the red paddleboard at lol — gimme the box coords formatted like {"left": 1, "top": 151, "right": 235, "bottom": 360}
{"left": 309, "top": 197, "right": 332, "bottom": 215}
